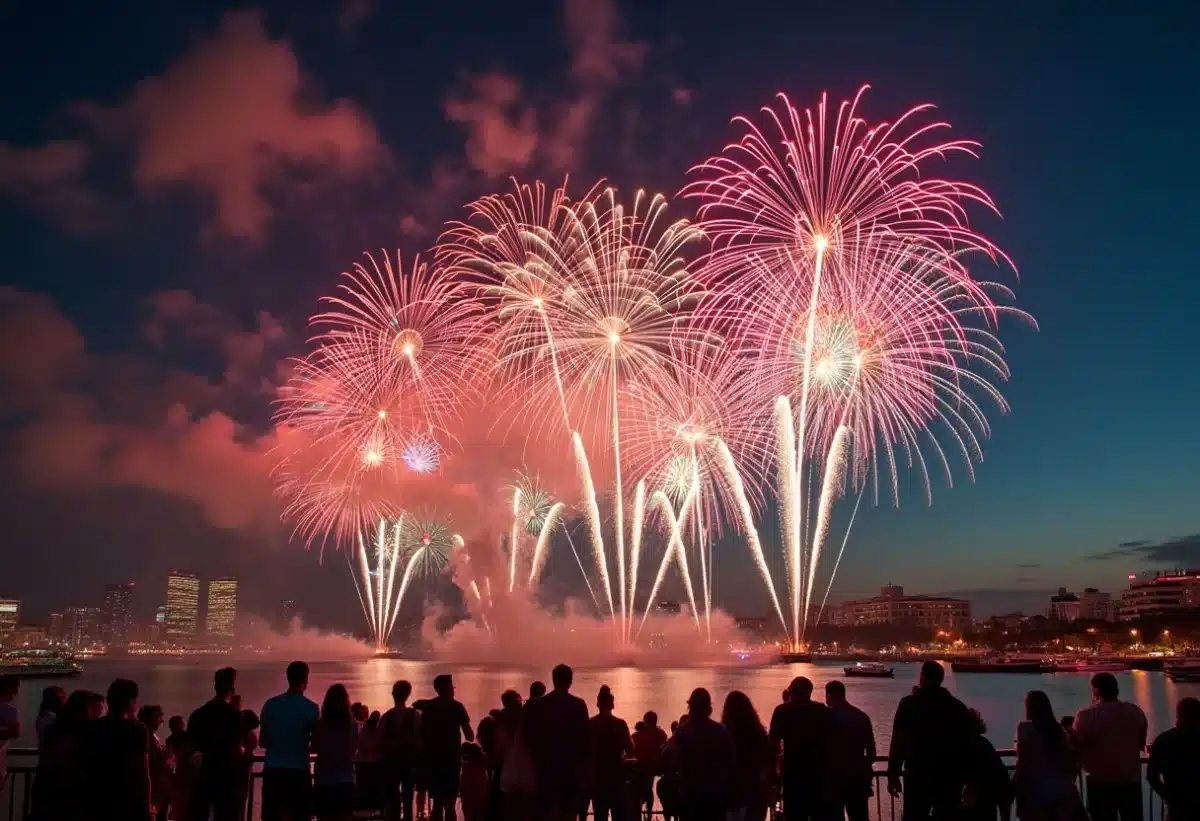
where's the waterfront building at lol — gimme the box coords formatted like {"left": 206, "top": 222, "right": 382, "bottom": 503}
{"left": 1120, "top": 570, "right": 1200, "bottom": 620}
{"left": 10, "top": 625, "right": 46, "bottom": 647}
{"left": 0, "top": 599, "right": 18, "bottom": 642}
{"left": 48, "top": 612, "right": 64, "bottom": 641}
{"left": 102, "top": 582, "right": 135, "bottom": 642}
{"left": 64, "top": 606, "right": 102, "bottom": 646}
{"left": 839, "top": 585, "right": 971, "bottom": 629}
{"left": 1049, "top": 587, "right": 1112, "bottom": 622}
{"left": 165, "top": 570, "right": 200, "bottom": 639}
{"left": 205, "top": 577, "right": 238, "bottom": 638}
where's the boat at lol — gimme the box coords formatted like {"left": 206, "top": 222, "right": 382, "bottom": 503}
{"left": 1166, "top": 661, "right": 1200, "bottom": 682}
{"left": 1047, "top": 659, "right": 1130, "bottom": 673}
{"left": 952, "top": 656, "right": 1047, "bottom": 674}
{"left": 843, "top": 662, "right": 894, "bottom": 678}
{"left": 777, "top": 652, "right": 813, "bottom": 663}
{"left": 0, "top": 648, "right": 82, "bottom": 678}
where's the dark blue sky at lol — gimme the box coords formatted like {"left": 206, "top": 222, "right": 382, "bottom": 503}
{"left": 1, "top": 0, "right": 1197, "bottom": 626}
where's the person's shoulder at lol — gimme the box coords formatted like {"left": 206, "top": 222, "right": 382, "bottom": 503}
{"left": 1120, "top": 700, "right": 1147, "bottom": 720}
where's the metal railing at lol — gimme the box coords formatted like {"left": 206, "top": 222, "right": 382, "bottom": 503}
{"left": 2, "top": 748, "right": 1167, "bottom": 821}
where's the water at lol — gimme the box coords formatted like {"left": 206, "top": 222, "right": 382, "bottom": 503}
{"left": 9, "top": 656, "right": 1200, "bottom": 750}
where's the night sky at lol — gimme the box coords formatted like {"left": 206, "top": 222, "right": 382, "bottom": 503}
{"left": 1, "top": 0, "right": 1197, "bottom": 629}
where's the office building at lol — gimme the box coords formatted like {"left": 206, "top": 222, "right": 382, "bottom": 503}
{"left": 0, "top": 599, "right": 19, "bottom": 641}
{"left": 839, "top": 585, "right": 972, "bottom": 629}
{"left": 64, "top": 606, "right": 102, "bottom": 647}
{"left": 48, "top": 612, "right": 64, "bottom": 641}
{"left": 165, "top": 570, "right": 200, "bottom": 639}
{"left": 1120, "top": 571, "right": 1200, "bottom": 620}
{"left": 205, "top": 577, "right": 238, "bottom": 638}
{"left": 1050, "top": 587, "right": 1112, "bottom": 621}
{"left": 102, "top": 582, "right": 135, "bottom": 642}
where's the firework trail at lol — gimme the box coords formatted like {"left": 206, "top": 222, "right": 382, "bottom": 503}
{"left": 508, "top": 487, "right": 522, "bottom": 592}
{"left": 638, "top": 488, "right": 701, "bottom": 634}
{"left": 528, "top": 502, "right": 566, "bottom": 585}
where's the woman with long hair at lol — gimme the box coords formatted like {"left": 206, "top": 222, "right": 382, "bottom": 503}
{"left": 1014, "top": 690, "right": 1083, "bottom": 821}
{"left": 720, "top": 691, "right": 772, "bottom": 821}
{"left": 32, "top": 690, "right": 102, "bottom": 820}
{"left": 34, "top": 686, "right": 66, "bottom": 747}
{"left": 313, "top": 683, "right": 360, "bottom": 821}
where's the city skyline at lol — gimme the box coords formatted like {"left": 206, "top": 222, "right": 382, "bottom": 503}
{"left": 0, "top": 1, "right": 1197, "bottom": 630}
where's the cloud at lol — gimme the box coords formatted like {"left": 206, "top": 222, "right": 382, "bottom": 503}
{"left": 1086, "top": 534, "right": 1200, "bottom": 564}
{"left": 0, "top": 288, "right": 86, "bottom": 404}
{"left": 444, "top": 73, "right": 539, "bottom": 176}
{"left": 90, "top": 10, "right": 383, "bottom": 239}
{"left": 0, "top": 140, "right": 107, "bottom": 231}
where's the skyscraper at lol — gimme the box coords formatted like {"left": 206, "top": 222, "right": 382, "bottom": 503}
{"left": 48, "top": 612, "right": 64, "bottom": 641}
{"left": 205, "top": 577, "right": 238, "bottom": 639}
{"left": 63, "top": 606, "right": 101, "bottom": 647}
{"left": 0, "top": 599, "right": 18, "bottom": 641}
{"left": 102, "top": 582, "right": 135, "bottom": 642}
{"left": 165, "top": 570, "right": 200, "bottom": 639}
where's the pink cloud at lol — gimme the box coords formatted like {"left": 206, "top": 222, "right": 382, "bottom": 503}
{"left": 106, "top": 10, "right": 384, "bottom": 239}
{"left": 445, "top": 73, "right": 539, "bottom": 177}
{"left": 0, "top": 140, "right": 106, "bottom": 231}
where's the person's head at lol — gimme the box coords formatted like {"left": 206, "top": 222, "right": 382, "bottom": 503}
{"left": 168, "top": 714, "right": 186, "bottom": 735}
{"left": 366, "top": 711, "right": 381, "bottom": 730}
{"left": 39, "top": 685, "right": 66, "bottom": 717}
{"left": 392, "top": 680, "right": 412, "bottom": 706}
{"left": 62, "top": 690, "right": 99, "bottom": 722}
{"left": 787, "top": 676, "right": 814, "bottom": 702}
{"left": 285, "top": 661, "right": 309, "bottom": 693}
{"left": 687, "top": 687, "right": 713, "bottom": 718}
{"left": 1176, "top": 697, "right": 1200, "bottom": 730}
{"left": 321, "top": 683, "right": 352, "bottom": 724}
{"left": 824, "top": 680, "right": 847, "bottom": 706}
{"left": 1091, "top": 672, "right": 1119, "bottom": 703}
{"left": 501, "top": 690, "right": 522, "bottom": 712}
{"left": 1060, "top": 716, "right": 1075, "bottom": 732}
{"left": 967, "top": 708, "right": 987, "bottom": 736}
{"left": 720, "top": 690, "right": 763, "bottom": 734}
{"left": 669, "top": 720, "right": 679, "bottom": 735}
{"left": 461, "top": 742, "right": 484, "bottom": 764}
{"left": 644, "top": 710, "right": 659, "bottom": 729}
{"left": 529, "top": 681, "right": 546, "bottom": 700}
{"left": 352, "top": 702, "right": 369, "bottom": 723}
{"left": 781, "top": 688, "right": 790, "bottom": 703}
{"left": 597, "top": 684, "right": 614, "bottom": 713}
{"left": 214, "top": 667, "right": 237, "bottom": 700}
{"left": 634, "top": 721, "right": 645, "bottom": 732}
{"left": 84, "top": 691, "right": 105, "bottom": 719}
{"left": 551, "top": 664, "right": 573, "bottom": 691}
{"left": 106, "top": 678, "right": 139, "bottom": 718}
{"left": 0, "top": 675, "right": 18, "bottom": 701}
{"left": 1025, "top": 689, "right": 1066, "bottom": 755}
{"left": 138, "top": 704, "right": 165, "bottom": 733}
{"left": 241, "top": 709, "right": 261, "bottom": 735}
{"left": 433, "top": 674, "right": 454, "bottom": 698}
{"left": 919, "top": 661, "right": 945, "bottom": 689}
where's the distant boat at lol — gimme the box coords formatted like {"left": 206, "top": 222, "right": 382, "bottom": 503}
{"left": 0, "top": 648, "right": 82, "bottom": 678}
{"left": 952, "top": 657, "right": 1047, "bottom": 674}
{"left": 843, "top": 662, "right": 894, "bottom": 678}
{"left": 1166, "top": 661, "right": 1200, "bottom": 682}
{"left": 778, "top": 652, "right": 813, "bottom": 663}
{"left": 1047, "top": 659, "right": 1129, "bottom": 673}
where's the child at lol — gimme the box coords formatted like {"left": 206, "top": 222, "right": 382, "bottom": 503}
{"left": 459, "top": 742, "right": 489, "bottom": 821}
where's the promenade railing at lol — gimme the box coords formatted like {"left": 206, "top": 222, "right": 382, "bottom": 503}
{"left": 1, "top": 748, "right": 1168, "bottom": 821}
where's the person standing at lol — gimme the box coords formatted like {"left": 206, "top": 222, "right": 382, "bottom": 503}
{"left": 1073, "top": 672, "right": 1148, "bottom": 821}
{"left": 417, "top": 674, "right": 474, "bottom": 821}
{"left": 139, "top": 705, "right": 170, "bottom": 821}
{"left": 588, "top": 685, "right": 633, "bottom": 821}
{"left": 886, "top": 661, "right": 973, "bottom": 821}
{"left": 382, "top": 680, "right": 420, "bottom": 821}
{"left": 0, "top": 676, "right": 20, "bottom": 797}
{"left": 824, "top": 680, "right": 876, "bottom": 821}
{"left": 631, "top": 712, "right": 668, "bottom": 821}
{"left": 188, "top": 667, "right": 243, "bottom": 821}
{"left": 1014, "top": 691, "right": 1080, "bottom": 821}
{"left": 525, "top": 664, "right": 591, "bottom": 821}
{"left": 1147, "top": 696, "right": 1200, "bottom": 821}
{"left": 260, "top": 661, "right": 320, "bottom": 821}
{"left": 83, "top": 678, "right": 153, "bottom": 821}
{"left": 313, "top": 683, "right": 360, "bottom": 821}
{"left": 721, "top": 691, "right": 772, "bottom": 821}
{"left": 668, "top": 688, "right": 734, "bottom": 821}
{"left": 35, "top": 685, "right": 65, "bottom": 747}
{"left": 769, "top": 677, "right": 835, "bottom": 821}
{"left": 961, "top": 709, "right": 1012, "bottom": 821}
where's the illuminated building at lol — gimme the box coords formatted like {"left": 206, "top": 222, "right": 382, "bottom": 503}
{"left": 1121, "top": 571, "right": 1200, "bottom": 620}
{"left": 64, "top": 607, "right": 102, "bottom": 646}
{"left": 839, "top": 585, "right": 971, "bottom": 629}
{"left": 165, "top": 570, "right": 200, "bottom": 639}
{"left": 48, "top": 612, "right": 64, "bottom": 641}
{"left": 102, "top": 582, "right": 135, "bottom": 642}
{"left": 205, "top": 577, "right": 238, "bottom": 638}
{"left": 0, "top": 599, "right": 19, "bottom": 641}
{"left": 1049, "top": 587, "right": 1113, "bottom": 622}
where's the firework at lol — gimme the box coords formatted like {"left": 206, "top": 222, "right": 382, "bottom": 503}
{"left": 512, "top": 473, "right": 555, "bottom": 535}
{"left": 401, "top": 435, "right": 440, "bottom": 474}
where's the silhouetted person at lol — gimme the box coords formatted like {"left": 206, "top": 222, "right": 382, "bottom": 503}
{"left": 587, "top": 685, "right": 632, "bottom": 821}
{"left": 526, "top": 664, "right": 590, "bottom": 821}
{"left": 1074, "top": 672, "right": 1147, "bottom": 821}
{"left": 313, "top": 683, "right": 359, "bottom": 821}
{"left": 0, "top": 675, "right": 19, "bottom": 797}
{"left": 529, "top": 681, "right": 547, "bottom": 701}
{"left": 668, "top": 688, "right": 734, "bottom": 821}
{"left": 1147, "top": 697, "right": 1200, "bottom": 821}
{"left": 632, "top": 711, "right": 668, "bottom": 820}
{"left": 33, "top": 689, "right": 98, "bottom": 820}
{"left": 1015, "top": 691, "right": 1079, "bottom": 821}
{"left": 417, "top": 674, "right": 474, "bottom": 821}
{"left": 261, "top": 661, "right": 320, "bottom": 821}
{"left": 139, "top": 705, "right": 170, "bottom": 821}
{"left": 487, "top": 690, "right": 523, "bottom": 821}
{"left": 382, "top": 680, "right": 420, "bottom": 821}
{"left": 188, "top": 666, "right": 242, "bottom": 821}
{"left": 35, "top": 685, "right": 65, "bottom": 747}
{"left": 83, "top": 678, "right": 152, "bottom": 821}
{"left": 722, "top": 691, "right": 772, "bottom": 821}
{"left": 770, "top": 677, "right": 835, "bottom": 821}
{"left": 461, "top": 742, "right": 490, "bottom": 821}
{"left": 887, "top": 661, "right": 972, "bottom": 821}
{"left": 237, "top": 709, "right": 260, "bottom": 821}
{"left": 825, "top": 680, "right": 876, "bottom": 821}
{"left": 961, "top": 709, "right": 1012, "bottom": 821}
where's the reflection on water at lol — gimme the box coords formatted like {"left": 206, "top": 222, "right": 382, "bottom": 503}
{"left": 8, "top": 657, "right": 1200, "bottom": 750}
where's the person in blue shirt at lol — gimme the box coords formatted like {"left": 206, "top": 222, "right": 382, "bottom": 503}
{"left": 260, "top": 661, "right": 320, "bottom": 821}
